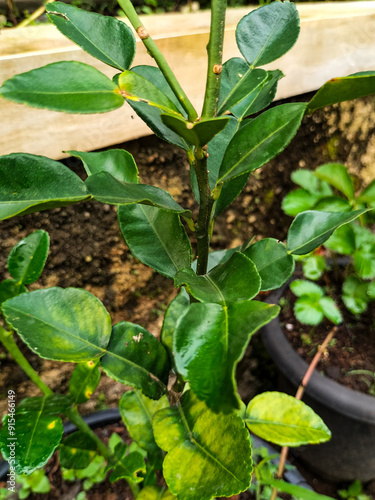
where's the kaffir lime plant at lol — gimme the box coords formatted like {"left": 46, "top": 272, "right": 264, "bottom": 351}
{"left": 0, "top": 1, "right": 374, "bottom": 498}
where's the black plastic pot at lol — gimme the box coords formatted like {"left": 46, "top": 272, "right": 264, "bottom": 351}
{"left": 261, "top": 286, "right": 375, "bottom": 482}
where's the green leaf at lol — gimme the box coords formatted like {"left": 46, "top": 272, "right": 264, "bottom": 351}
{"left": 358, "top": 178, "right": 375, "bottom": 204}
{"left": 161, "top": 290, "right": 189, "bottom": 366}
{"left": 282, "top": 189, "right": 319, "bottom": 216}
{"left": 294, "top": 296, "right": 324, "bottom": 325}
{"left": 2, "top": 287, "right": 112, "bottom": 362}
{"left": 265, "top": 479, "right": 336, "bottom": 500}
{"left": 244, "top": 239, "right": 295, "bottom": 291}
{"left": 68, "top": 149, "right": 139, "bottom": 184}
{"left": 217, "top": 103, "right": 306, "bottom": 184}
{"left": 127, "top": 66, "right": 188, "bottom": 149}
{"left": 290, "top": 279, "right": 324, "bottom": 299}
{"left": 175, "top": 252, "right": 260, "bottom": 305}
{"left": 291, "top": 169, "right": 320, "bottom": 193}
{"left": 245, "top": 392, "right": 331, "bottom": 446}
{"left": 16, "top": 395, "right": 72, "bottom": 415}
{"left": 101, "top": 322, "right": 169, "bottom": 399}
{"left": 86, "top": 172, "right": 191, "bottom": 216}
{"left": 307, "top": 72, "right": 375, "bottom": 113}
{"left": 315, "top": 163, "right": 354, "bottom": 201}
{"left": 59, "top": 431, "right": 97, "bottom": 469}
{"left": 287, "top": 209, "right": 367, "bottom": 255}
{"left": 0, "top": 62, "right": 124, "bottom": 113}
{"left": 153, "top": 392, "right": 252, "bottom": 500}
{"left": 119, "top": 71, "right": 182, "bottom": 116}
{"left": 69, "top": 360, "right": 101, "bottom": 404}
{"left": 174, "top": 301, "right": 279, "bottom": 412}
{"left": 46, "top": 2, "right": 135, "bottom": 71}
{"left": 324, "top": 224, "right": 355, "bottom": 255}
{"left": 0, "top": 154, "right": 90, "bottom": 221}
{"left": 160, "top": 114, "right": 230, "bottom": 148}
{"left": 354, "top": 245, "right": 375, "bottom": 279}
{"left": 137, "top": 486, "right": 176, "bottom": 500}
{"left": 0, "top": 413, "right": 63, "bottom": 475}
{"left": 236, "top": 2, "right": 300, "bottom": 67}
{"left": 7, "top": 230, "right": 49, "bottom": 285}
{"left": 119, "top": 390, "right": 168, "bottom": 459}
{"left": 117, "top": 205, "right": 191, "bottom": 279}
{"left": 0, "top": 279, "right": 27, "bottom": 305}
{"left": 319, "top": 296, "right": 342, "bottom": 325}
{"left": 342, "top": 275, "right": 371, "bottom": 314}
{"left": 313, "top": 196, "right": 352, "bottom": 213}
{"left": 109, "top": 444, "right": 146, "bottom": 483}
{"left": 302, "top": 254, "right": 326, "bottom": 281}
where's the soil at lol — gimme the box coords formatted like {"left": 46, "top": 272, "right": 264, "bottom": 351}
{"left": 1, "top": 93, "right": 375, "bottom": 498}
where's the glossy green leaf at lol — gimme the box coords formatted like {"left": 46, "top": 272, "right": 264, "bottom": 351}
{"left": 294, "top": 296, "right": 324, "bottom": 325}
{"left": 315, "top": 163, "right": 354, "bottom": 200}
{"left": 290, "top": 279, "right": 324, "bottom": 299}
{"left": 59, "top": 431, "right": 97, "bottom": 469}
{"left": 313, "top": 196, "right": 352, "bottom": 213}
{"left": 153, "top": 391, "right": 252, "bottom": 500}
{"left": 342, "top": 275, "right": 370, "bottom": 314}
{"left": 174, "top": 300, "right": 279, "bottom": 412}
{"left": 7, "top": 230, "right": 49, "bottom": 285}
{"left": 68, "top": 149, "right": 139, "bottom": 184}
{"left": 161, "top": 290, "right": 189, "bottom": 366}
{"left": 117, "top": 205, "right": 191, "bottom": 278}
{"left": 127, "top": 66, "right": 188, "bottom": 149}
{"left": 0, "top": 62, "right": 123, "bottom": 113}
{"left": 137, "top": 486, "right": 176, "bottom": 500}
{"left": 119, "top": 71, "right": 182, "bottom": 115}
{"left": 46, "top": 2, "right": 135, "bottom": 71}
{"left": 282, "top": 189, "right": 319, "bottom": 216}
{"left": 175, "top": 252, "right": 260, "bottom": 305}
{"left": 307, "top": 72, "right": 375, "bottom": 113}
{"left": 2, "top": 287, "right": 112, "bottom": 362}
{"left": 101, "top": 322, "right": 169, "bottom": 399}
{"left": 161, "top": 114, "right": 230, "bottom": 148}
{"left": 245, "top": 392, "right": 331, "bottom": 446}
{"left": 16, "top": 395, "right": 72, "bottom": 415}
{"left": 236, "top": 2, "right": 299, "bottom": 67}
{"left": 0, "top": 279, "right": 27, "bottom": 305}
{"left": 119, "top": 390, "right": 168, "bottom": 459}
{"left": 0, "top": 154, "right": 90, "bottom": 221}
{"left": 287, "top": 209, "right": 367, "bottom": 255}
{"left": 218, "top": 60, "right": 267, "bottom": 114}
{"left": 217, "top": 103, "right": 306, "bottom": 184}
{"left": 302, "top": 254, "right": 326, "bottom": 281}
{"left": 86, "top": 172, "right": 191, "bottom": 216}
{"left": 0, "top": 413, "right": 63, "bottom": 475}
{"left": 244, "top": 239, "right": 295, "bottom": 291}
{"left": 319, "top": 296, "right": 342, "bottom": 325}
{"left": 109, "top": 444, "right": 146, "bottom": 483}
{"left": 324, "top": 224, "right": 355, "bottom": 255}
{"left": 69, "top": 360, "right": 101, "bottom": 404}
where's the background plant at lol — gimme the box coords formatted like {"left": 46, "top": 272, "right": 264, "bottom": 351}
{"left": 0, "top": 1, "right": 375, "bottom": 498}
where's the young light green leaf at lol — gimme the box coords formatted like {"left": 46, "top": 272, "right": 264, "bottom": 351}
{"left": 174, "top": 301, "right": 279, "bottom": 412}
{"left": 354, "top": 245, "right": 375, "bottom": 280}
{"left": 217, "top": 103, "right": 306, "bottom": 184}
{"left": 313, "top": 196, "right": 352, "bottom": 213}
{"left": 101, "top": 322, "right": 169, "bottom": 400}
{"left": 0, "top": 154, "right": 90, "bottom": 221}
{"left": 307, "top": 72, "right": 375, "bottom": 113}
{"left": 294, "top": 296, "right": 324, "bottom": 325}
{"left": 236, "top": 2, "right": 300, "bottom": 67}
{"left": 358, "top": 178, "right": 375, "bottom": 204}
{"left": 0, "top": 413, "right": 63, "bottom": 475}
{"left": 282, "top": 189, "right": 320, "bottom": 216}
{"left": 153, "top": 392, "right": 252, "bottom": 500}
{"left": 302, "top": 254, "right": 326, "bottom": 281}
{"left": 0, "top": 279, "right": 27, "bottom": 305}
{"left": 319, "top": 296, "right": 342, "bottom": 325}
{"left": 7, "top": 230, "right": 49, "bottom": 285}
{"left": 324, "top": 224, "right": 355, "bottom": 255}
{"left": 290, "top": 280, "right": 324, "bottom": 299}
{"left": 68, "top": 149, "right": 139, "bottom": 184}
{"left": 175, "top": 252, "right": 261, "bottom": 305}
{"left": 86, "top": 172, "right": 191, "bottom": 216}
{"left": 287, "top": 209, "right": 367, "bottom": 255}
{"left": 160, "top": 114, "right": 230, "bottom": 148}
{"left": 291, "top": 169, "right": 320, "bottom": 193}
{"left": 244, "top": 239, "right": 295, "bottom": 291}
{"left": 69, "top": 360, "right": 101, "bottom": 404}
{"left": 342, "top": 275, "right": 370, "bottom": 314}
{"left": 245, "top": 392, "right": 331, "bottom": 446}
{"left": 0, "top": 62, "right": 124, "bottom": 113}
{"left": 137, "top": 486, "right": 176, "bottom": 500}
{"left": 265, "top": 479, "right": 336, "bottom": 500}
{"left": 59, "top": 431, "right": 97, "bottom": 469}
{"left": 161, "top": 290, "right": 189, "bottom": 366}
{"left": 315, "top": 163, "right": 354, "bottom": 201}
{"left": 109, "top": 444, "right": 146, "bottom": 483}
{"left": 119, "top": 390, "right": 168, "bottom": 459}
{"left": 46, "top": 2, "right": 135, "bottom": 71}
{"left": 117, "top": 205, "right": 192, "bottom": 279}
{"left": 2, "top": 287, "right": 112, "bottom": 362}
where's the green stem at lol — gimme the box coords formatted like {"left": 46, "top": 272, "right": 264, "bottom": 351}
{"left": 117, "top": 0, "right": 198, "bottom": 122}
{"left": 201, "top": 0, "right": 227, "bottom": 118}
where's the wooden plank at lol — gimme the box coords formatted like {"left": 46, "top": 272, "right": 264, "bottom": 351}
{"left": 1, "top": 3, "right": 375, "bottom": 158}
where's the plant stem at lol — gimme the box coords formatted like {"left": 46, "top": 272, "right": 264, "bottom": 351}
{"left": 117, "top": 0, "right": 198, "bottom": 122}
{"left": 201, "top": 0, "right": 227, "bottom": 118}
{"left": 269, "top": 326, "right": 338, "bottom": 500}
